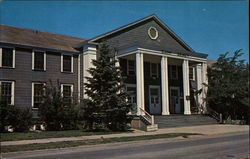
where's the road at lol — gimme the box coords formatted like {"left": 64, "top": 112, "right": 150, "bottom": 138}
{"left": 2, "top": 131, "right": 249, "bottom": 159}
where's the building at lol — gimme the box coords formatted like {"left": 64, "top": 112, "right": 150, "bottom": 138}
{"left": 0, "top": 15, "right": 210, "bottom": 128}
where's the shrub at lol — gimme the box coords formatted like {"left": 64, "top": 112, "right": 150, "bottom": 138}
{"left": 38, "top": 80, "right": 79, "bottom": 131}
{"left": 0, "top": 103, "right": 33, "bottom": 132}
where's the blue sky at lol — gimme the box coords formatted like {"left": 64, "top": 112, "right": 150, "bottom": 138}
{"left": 0, "top": 1, "right": 249, "bottom": 60}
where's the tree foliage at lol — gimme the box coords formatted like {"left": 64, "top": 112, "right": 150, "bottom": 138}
{"left": 0, "top": 102, "right": 33, "bottom": 132}
{"left": 206, "top": 49, "right": 249, "bottom": 123}
{"left": 82, "top": 44, "right": 132, "bottom": 131}
{"left": 38, "top": 80, "right": 79, "bottom": 131}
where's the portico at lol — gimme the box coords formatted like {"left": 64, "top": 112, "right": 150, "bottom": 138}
{"left": 117, "top": 47, "right": 207, "bottom": 116}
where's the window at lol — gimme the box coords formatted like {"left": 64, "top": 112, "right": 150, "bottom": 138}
{"left": 126, "top": 84, "right": 136, "bottom": 114}
{"left": 32, "top": 83, "right": 45, "bottom": 109}
{"left": 0, "top": 47, "right": 15, "bottom": 68}
{"left": 0, "top": 81, "right": 14, "bottom": 105}
{"left": 189, "top": 67, "right": 195, "bottom": 81}
{"left": 61, "top": 84, "right": 73, "bottom": 105}
{"left": 170, "top": 65, "right": 178, "bottom": 79}
{"left": 150, "top": 63, "right": 158, "bottom": 78}
{"left": 61, "top": 55, "right": 73, "bottom": 73}
{"left": 127, "top": 60, "right": 135, "bottom": 75}
{"left": 32, "top": 51, "right": 46, "bottom": 71}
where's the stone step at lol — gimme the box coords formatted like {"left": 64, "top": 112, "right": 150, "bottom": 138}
{"left": 154, "top": 115, "right": 218, "bottom": 128}
{"left": 146, "top": 124, "right": 158, "bottom": 131}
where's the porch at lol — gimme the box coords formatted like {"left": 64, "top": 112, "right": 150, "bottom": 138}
{"left": 116, "top": 47, "right": 208, "bottom": 116}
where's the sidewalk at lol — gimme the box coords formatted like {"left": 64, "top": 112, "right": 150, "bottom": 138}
{"left": 1, "top": 124, "right": 249, "bottom": 146}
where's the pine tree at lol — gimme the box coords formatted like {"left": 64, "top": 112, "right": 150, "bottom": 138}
{"left": 83, "top": 44, "right": 132, "bottom": 131}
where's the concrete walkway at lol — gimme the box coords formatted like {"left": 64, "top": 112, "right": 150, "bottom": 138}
{"left": 1, "top": 124, "right": 249, "bottom": 146}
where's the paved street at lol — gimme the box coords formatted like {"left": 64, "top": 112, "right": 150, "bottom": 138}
{"left": 3, "top": 131, "right": 249, "bottom": 159}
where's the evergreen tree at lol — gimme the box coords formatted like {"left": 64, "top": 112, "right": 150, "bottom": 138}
{"left": 83, "top": 44, "right": 132, "bottom": 131}
{"left": 206, "top": 49, "right": 249, "bottom": 123}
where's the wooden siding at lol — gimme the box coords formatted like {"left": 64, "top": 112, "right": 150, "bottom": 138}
{"left": 0, "top": 47, "right": 79, "bottom": 109}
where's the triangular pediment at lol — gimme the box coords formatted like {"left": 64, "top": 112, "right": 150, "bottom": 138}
{"left": 89, "top": 15, "right": 194, "bottom": 52}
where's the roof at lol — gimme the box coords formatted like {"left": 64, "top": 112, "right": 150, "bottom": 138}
{"left": 0, "top": 24, "right": 86, "bottom": 53}
{"left": 207, "top": 59, "right": 217, "bottom": 67}
{"left": 81, "top": 14, "right": 195, "bottom": 52}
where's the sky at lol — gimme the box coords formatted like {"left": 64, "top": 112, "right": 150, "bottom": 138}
{"left": 0, "top": 1, "right": 249, "bottom": 61}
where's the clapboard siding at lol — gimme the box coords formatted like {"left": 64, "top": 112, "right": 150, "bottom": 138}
{"left": 97, "top": 19, "right": 188, "bottom": 52}
{"left": 0, "top": 47, "right": 79, "bottom": 109}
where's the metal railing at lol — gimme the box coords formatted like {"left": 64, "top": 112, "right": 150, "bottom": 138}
{"left": 139, "top": 108, "right": 154, "bottom": 125}
{"left": 207, "top": 107, "right": 222, "bottom": 123}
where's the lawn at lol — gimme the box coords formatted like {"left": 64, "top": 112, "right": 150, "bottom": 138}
{"left": 1, "top": 133, "right": 200, "bottom": 153}
{"left": 0, "top": 130, "right": 124, "bottom": 142}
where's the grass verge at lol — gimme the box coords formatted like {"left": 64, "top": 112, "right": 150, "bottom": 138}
{"left": 0, "top": 130, "right": 124, "bottom": 142}
{"left": 1, "top": 133, "right": 200, "bottom": 153}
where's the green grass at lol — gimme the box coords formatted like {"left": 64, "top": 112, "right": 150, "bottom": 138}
{"left": 0, "top": 130, "right": 124, "bottom": 142}
{"left": 1, "top": 133, "right": 200, "bottom": 153}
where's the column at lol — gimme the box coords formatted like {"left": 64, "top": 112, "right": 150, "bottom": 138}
{"left": 195, "top": 64, "right": 202, "bottom": 111}
{"left": 161, "top": 56, "right": 170, "bottom": 115}
{"left": 182, "top": 59, "right": 191, "bottom": 115}
{"left": 140, "top": 53, "right": 145, "bottom": 113}
{"left": 201, "top": 62, "right": 208, "bottom": 113}
{"left": 83, "top": 45, "right": 97, "bottom": 99}
{"left": 136, "top": 52, "right": 144, "bottom": 115}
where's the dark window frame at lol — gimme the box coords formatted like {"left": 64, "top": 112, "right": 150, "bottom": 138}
{"left": 0, "top": 81, "right": 14, "bottom": 105}
{"left": 62, "top": 55, "right": 73, "bottom": 73}
{"left": 33, "top": 51, "right": 45, "bottom": 71}
{"left": 32, "top": 83, "right": 45, "bottom": 109}
{"left": 127, "top": 60, "right": 135, "bottom": 76}
{"left": 1, "top": 47, "right": 14, "bottom": 68}
{"left": 62, "top": 84, "right": 73, "bottom": 106}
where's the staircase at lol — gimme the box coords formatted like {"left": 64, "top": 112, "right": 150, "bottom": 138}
{"left": 139, "top": 108, "right": 158, "bottom": 131}
{"left": 155, "top": 114, "right": 218, "bottom": 128}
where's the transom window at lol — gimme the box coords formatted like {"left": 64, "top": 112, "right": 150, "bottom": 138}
{"left": 1, "top": 47, "right": 15, "bottom": 68}
{"left": 127, "top": 60, "right": 135, "bottom": 75}
{"left": 150, "top": 63, "right": 158, "bottom": 78}
{"left": 170, "top": 65, "right": 178, "bottom": 79}
{"left": 0, "top": 81, "right": 14, "bottom": 105}
{"left": 61, "top": 84, "right": 73, "bottom": 106}
{"left": 62, "top": 55, "right": 73, "bottom": 72}
{"left": 32, "top": 83, "right": 45, "bottom": 109}
{"left": 33, "top": 51, "right": 46, "bottom": 71}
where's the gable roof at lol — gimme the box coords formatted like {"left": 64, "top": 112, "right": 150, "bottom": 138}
{"left": 85, "top": 14, "right": 194, "bottom": 52}
{"left": 0, "top": 24, "right": 86, "bottom": 53}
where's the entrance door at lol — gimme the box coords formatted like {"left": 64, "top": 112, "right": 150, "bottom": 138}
{"left": 149, "top": 86, "right": 161, "bottom": 114}
{"left": 170, "top": 87, "right": 181, "bottom": 114}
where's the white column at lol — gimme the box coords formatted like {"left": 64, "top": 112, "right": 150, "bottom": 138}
{"left": 161, "top": 56, "right": 170, "bottom": 115}
{"left": 196, "top": 64, "right": 202, "bottom": 111}
{"left": 201, "top": 62, "right": 208, "bottom": 113}
{"left": 140, "top": 53, "right": 145, "bottom": 113}
{"left": 136, "top": 52, "right": 142, "bottom": 115}
{"left": 183, "top": 59, "right": 191, "bottom": 115}
{"left": 83, "top": 45, "right": 97, "bottom": 99}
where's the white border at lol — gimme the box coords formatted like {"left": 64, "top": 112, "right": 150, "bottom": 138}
{"left": 0, "top": 47, "right": 15, "bottom": 68}
{"left": 61, "top": 84, "right": 74, "bottom": 98}
{"left": 0, "top": 80, "right": 15, "bottom": 105}
{"left": 31, "top": 82, "right": 46, "bottom": 109}
{"left": 61, "top": 54, "right": 74, "bottom": 73}
{"left": 32, "top": 50, "right": 46, "bottom": 71}
{"left": 148, "top": 27, "right": 159, "bottom": 40}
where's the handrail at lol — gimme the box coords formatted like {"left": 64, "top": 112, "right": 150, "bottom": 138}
{"left": 139, "top": 108, "right": 154, "bottom": 125}
{"left": 207, "top": 107, "right": 222, "bottom": 122}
